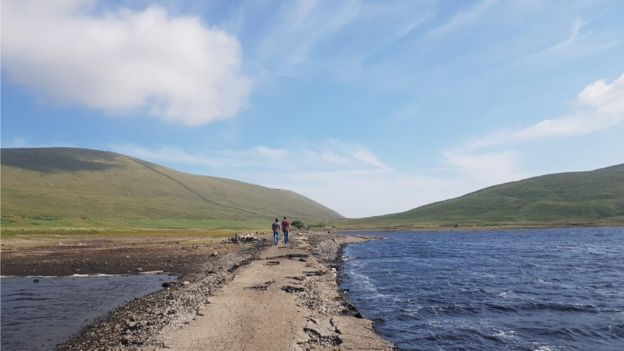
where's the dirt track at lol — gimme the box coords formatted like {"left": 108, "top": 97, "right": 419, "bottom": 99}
{"left": 150, "top": 235, "right": 393, "bottom": 350}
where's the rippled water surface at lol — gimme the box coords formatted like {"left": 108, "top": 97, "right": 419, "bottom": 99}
{"left": 341, "top": 228, "right": 624, "bottom": 351}
{"left": 1, "top": 274, "right": 173, "bottom": 351}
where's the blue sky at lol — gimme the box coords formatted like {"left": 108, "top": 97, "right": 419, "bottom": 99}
{"left": 2, "top": 0, "right": 623, "bottom": 217}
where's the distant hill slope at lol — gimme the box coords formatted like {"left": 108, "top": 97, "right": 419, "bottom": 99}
{"left": 1, "top": 148, "right": 342, "bottom": 229}
{"left": 346, "top": 164, "right": 624, "bottom": 229}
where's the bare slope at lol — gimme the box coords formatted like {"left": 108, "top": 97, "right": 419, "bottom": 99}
{"left": 1, "top": 148, "right": 341, "bottom": 229}
{"left": 346, "top": 164, "right": 624, "bottom": 228}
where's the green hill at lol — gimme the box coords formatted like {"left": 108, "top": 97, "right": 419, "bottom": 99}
{"left": 1, "top": 148, "right": 342, "bottom": 230}
{"left": 343, "top": 164, "right": 624, "bottom": 229}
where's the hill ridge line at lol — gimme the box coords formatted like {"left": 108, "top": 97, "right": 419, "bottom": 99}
{"left": 130, "top": 158, "right": 260, "bottom": 216}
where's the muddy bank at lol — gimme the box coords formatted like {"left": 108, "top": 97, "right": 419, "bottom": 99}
{"left": 0, "top": 233, "right": 259, "bottom": 276}
{"left": 57, "top": 237, "right": 269, "bottom": 350}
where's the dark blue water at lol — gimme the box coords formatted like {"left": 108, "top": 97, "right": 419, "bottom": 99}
{"left": 341, "top": 228, "right": 624, "bottom": 351}
{"left": 1, "top": 274, "right": 174, "bottom": 351}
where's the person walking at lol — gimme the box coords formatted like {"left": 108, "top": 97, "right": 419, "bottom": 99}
{"left": 272, "top": 218, "right": 280, "bottom": 245}
{"left": 281, "top": 217, "right": 290, "bottom": 245}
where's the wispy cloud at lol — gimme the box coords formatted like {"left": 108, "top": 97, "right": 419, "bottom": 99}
{"left": 1, "top": 137, "right": 75, "bottom": 149}
{"left": 523, "top": 16, "right": 617, "bottom": 63}
{"left": 237, "top": 0, "right": 436, "bottom": 81}
{"left": 251, "top": 0, "right": 361, "bottom": 76}
{"left": 425, "top": 0, "right": 499, "bottom": 37}
{"left": 441, "top": 150, "right": 526, "bottom": 185}
{"left": 2, "top": 0, "right": 251, "bottom": 126}
{"left": 109, "top": 139, "right": 390, "bottom": 173}
{"left": 467, "top": 73, "right": 624, "bottom": 149}
{"left": 440, "top": 73, "right": 624, "bottom": 187}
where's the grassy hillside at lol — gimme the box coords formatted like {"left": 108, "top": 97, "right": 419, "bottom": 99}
{"left": 342, "top": 164, "right": 624, "bottom": 229}
{"left": 1, "top": 148, "right": 342, "bottom": 230}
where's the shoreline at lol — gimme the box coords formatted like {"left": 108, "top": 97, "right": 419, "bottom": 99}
{"left": 335, "top": 223, "right": 624, "bottom": 233}
{"left": 57, "top": 238, "right": 267, "bottom": 350}
{"left": 0, "top": 231, "right": 394, "bottom": 350}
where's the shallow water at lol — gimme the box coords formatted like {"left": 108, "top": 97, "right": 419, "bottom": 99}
{"left": 341, "top": 227, "right": 624, "bottom": 351}
{"left": 1, "top": 274, "right": 174, "bottom": 351}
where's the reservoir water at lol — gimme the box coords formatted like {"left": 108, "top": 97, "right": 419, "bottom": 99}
{"left": 341, "top": 227, "right": 624, "bottom": 351}
{"left": 1, "top": 273, "right": 174, "bottom": 351}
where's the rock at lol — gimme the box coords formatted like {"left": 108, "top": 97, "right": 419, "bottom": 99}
{"left": 33, "top": 278, "right": 40, "bottom": 283}
{"left": 229, "top": 232, "right": 260, "bottom": 243}
{"left": 182, "top": 281, "right": 190, "bottom": 286}
{"left": 212, "top": 251, "right": 218, "bottom": 257}
{"left": 136, "top": 267, "right": 143, "bottom": 272}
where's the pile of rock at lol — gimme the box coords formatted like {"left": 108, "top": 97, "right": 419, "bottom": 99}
{"left": 228, "top": 232, "right": 261, "bottom": 244}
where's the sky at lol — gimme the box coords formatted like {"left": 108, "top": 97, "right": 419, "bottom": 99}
{"left": 2, "top": 0, "right": 623, "bottom": 218}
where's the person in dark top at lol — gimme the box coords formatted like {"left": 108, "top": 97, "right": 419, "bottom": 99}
{"left": 281, "top": 217, "right": 290, "bottom": 245}
{"left": 272, "top": 218, "right": 280, "bottom": 246}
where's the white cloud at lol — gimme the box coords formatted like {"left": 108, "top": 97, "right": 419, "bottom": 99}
{"left": 578, "top": 73, "right": 624, "bottom": 115}
{"left": 251, "top": 146, "right": 288, "bottom": 161}
{"left": 109, "top": 140, "right": 389, "bottom": 173}
{"left": 468, "top": 73, "right": 624, "bottom": 149}
{"left": 1, "top": 0, "right": 251, "bottom": 126}
{"left": 351, "top": 149, "right": 389, "bottom": 170}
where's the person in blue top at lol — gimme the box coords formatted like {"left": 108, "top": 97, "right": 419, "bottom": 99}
{"left": 272, "top": 218, "right": 280, "bottom": 245}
